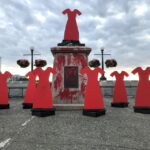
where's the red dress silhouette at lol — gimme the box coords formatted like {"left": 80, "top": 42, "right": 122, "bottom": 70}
{"left": 0, "top": 71, "right": 12, "bottom": 108}
{"left": 132, "top": 67, "right": 150, "bottom": 111}
{"left": 81, "top": 66, "right": 105, "bottom": 110}
{"left": 110, "top": 71, "right": 129, "bottom": 107}
{"left": 63, "top": 9, "right": 81, "bottom": 40}
{"left": 32, "top": 67, "right": 56, "bottom": 109}
{"left": 23, "top": 71, "right": 36, "bottom": 108}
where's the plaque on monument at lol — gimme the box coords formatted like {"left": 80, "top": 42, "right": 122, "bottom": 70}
{"left": 64, "top": 66, "right": 78, "bottom": 88}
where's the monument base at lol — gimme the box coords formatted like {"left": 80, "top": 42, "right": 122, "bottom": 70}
{"left": 111, "top": 102, "right": 129, "bottom": 108}
{"left": 22, "top": 103, "right": 33, "bottom": 109}
{"left": 0, "top": 104, "right": 9, "bottom": 109}
{"left": 83, "top": 109, "right": 106, "bottom": 117}
{"left": 51, "top": 46, "right": 91, "bottom": 105}
{"left": 134, "top": 106, "right": 150, "bottom": 114}
{"left": 31, "top": 108, "right": 56, "bottom": 117}
{"left": 54, "top": 104, "right": 83, "bottom": 110}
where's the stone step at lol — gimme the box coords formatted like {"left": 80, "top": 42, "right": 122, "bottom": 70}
{"left": 53, "top": 104, "right": 83, "bottom": 110}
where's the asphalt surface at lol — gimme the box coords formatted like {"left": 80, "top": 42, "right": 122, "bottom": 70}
{"left": 0, "top": 98, "right": 150, "bottom": 150}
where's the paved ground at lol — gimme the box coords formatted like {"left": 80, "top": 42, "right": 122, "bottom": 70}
{"left": 0, "top": 98, "right": 150, "bottom": 150}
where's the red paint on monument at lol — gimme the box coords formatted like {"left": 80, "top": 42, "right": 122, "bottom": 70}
{"left": 81, "top": 82, "right": 86, "bottom": 94}
{"left": 67, "top": 55, "right": 72, "bottom": 65}
{"left": 57, "top": 89, "right": 78, "bottom": 101}
{"left": 0, "top": 71, "right": 12, "bottom": 106}
{"left": 54, "top": 74, "right": 62, "bottom": 90}
{"left": 54, "top": 55, "right": 65, "bottom": 71}
{"left": 73, "top": 54, "right": 87, "bottom": 68}
{"left": 51, "top": 47, "right": 91, "bottom": 103}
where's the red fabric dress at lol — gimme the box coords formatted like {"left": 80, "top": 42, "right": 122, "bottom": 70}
{"left": 81, "top": 66, "right": 105, "bottom": 109}
{"left": 24, "top": 71, "right": 36, "bottom": 104}
{"left": 33, "top": 67, "right": 56, "bottom": 109}
{"left": 63, "top": 9, "right": 81, "bottom": 40}
{"left": 0, "top": 71, "right": 12, "bottom": 104}
{"left": 110, "top": 71, "right": 129, "bottom": 103}
{"left": 132, "top": 67, "right": 150, "bottom": 107}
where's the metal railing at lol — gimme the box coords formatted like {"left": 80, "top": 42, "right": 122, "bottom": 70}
{"left": 8, "top": 87, "right": 26, "bottom": 98}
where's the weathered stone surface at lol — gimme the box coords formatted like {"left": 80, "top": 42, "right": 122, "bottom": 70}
{"left": 51, "top": 46, "right": 91, "bottom": 104}
{"left": 7, "top": 81, "right": 139, "bottom": 98}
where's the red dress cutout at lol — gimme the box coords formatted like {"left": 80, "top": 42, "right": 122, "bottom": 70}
{"left": 132, "top": 67, "right": 150, "bottom": 107}
{"left": 81, "top": 66, "right": 105, "bottom": 109}
{"left": 24, "top": 71, "right": 36, "bottom": 104}
{"left": 0, "top": 71, "right": 12, "bottom": 104}
{"left": 110, "top": 71, "right": 129, "bottom": 103}
{"left": 63, "top": 9, "right": 81, "bottom": 40}
{"left": 33, "top": 67, "right": 56, "bottom": 109}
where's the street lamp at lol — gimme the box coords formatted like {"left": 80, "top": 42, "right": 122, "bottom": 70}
{"left": 23, "top": 47, "right": 40, "bottom": 71}
{"left": 94, "top": 48, "right": 111, "bottom": 81}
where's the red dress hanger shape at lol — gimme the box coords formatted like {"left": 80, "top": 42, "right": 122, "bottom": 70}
{"left": 81, "top": 66, "right": 105, "bottom": 110}
{"left": 110, "top": 71, "right": 129, "bottom": 107}
{"left": 81, "top": 66, "right": 105, "bottom": 117}
{"left": 23, "top": 71, "right": 36, "bottom": 109}
{"left": 63, "top": 8, "right": 81, "bottom": 41}
{"left": 132, "top": 67, "right": 150, "bottom": 112}
{"left": 0, "top": 71, "right": 12, "bottom": 108}
{"left": 33, "top": 67, "right": 56, "bottom": 109}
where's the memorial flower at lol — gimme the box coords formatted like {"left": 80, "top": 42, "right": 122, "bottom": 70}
{"left": 17, "top": 59, "right": 30, "bottom": 68}
{"left": 88, "top": 59, "right": 100, "bottom": 68}
{"left": 105, "top": 59, "right": 117, "bottom": 68}
{"left": 35, "top": 59, "right": 47, "bottom": 67}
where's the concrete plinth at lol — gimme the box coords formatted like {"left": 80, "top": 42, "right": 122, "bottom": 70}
{"left": 51, "top": 46, "right": 91, "bottom": 104}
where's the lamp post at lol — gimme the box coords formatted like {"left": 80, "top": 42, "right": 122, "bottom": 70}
{"left": 94, "top": 48, "right": 111, "bottom": 81}
{"left": 23, "top": 47, "right": 40, "bottom": 71}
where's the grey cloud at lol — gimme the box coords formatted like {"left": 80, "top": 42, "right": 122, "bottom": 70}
{"left": 0, "top": 0, "right": 150, "bottom": 74}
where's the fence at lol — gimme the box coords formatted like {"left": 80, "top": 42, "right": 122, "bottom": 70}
{"left": 7, "top": 81, "right": 138, "bottom": 98}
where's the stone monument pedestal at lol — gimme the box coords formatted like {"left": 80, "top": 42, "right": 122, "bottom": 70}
{"left": 51, "top": 46, "right": 91, "bottom": 106}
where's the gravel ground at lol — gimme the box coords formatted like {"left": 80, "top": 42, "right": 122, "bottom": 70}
{"left": 0, "top": 97, "right": 150, "bottom": 150}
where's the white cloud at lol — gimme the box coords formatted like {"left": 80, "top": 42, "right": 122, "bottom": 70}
{"left": 34, "top": 12, "right": 47, "bottom": 23}
{"left": 134, "top": 3, "right": 148, "bottom": 16}
{"left": 0, "top": 0, "right": 149, "bottom": 80}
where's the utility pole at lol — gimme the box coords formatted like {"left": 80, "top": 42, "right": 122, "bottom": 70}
{"left": 23, "top": 47, "right": 40, "bottom": 71}
{"left": 94, "top": 48, "right": 111, "bottom": 81}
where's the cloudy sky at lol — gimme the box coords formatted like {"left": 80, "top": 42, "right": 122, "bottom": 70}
{"left": 0, "top": 0, "right": 150, "bottom": 80}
